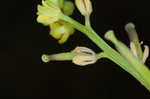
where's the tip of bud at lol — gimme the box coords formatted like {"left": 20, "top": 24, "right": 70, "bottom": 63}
{"left": 41, "top": 54, "right": 51, "bottom": 63}
{"left": 125, "top": 22, "right": 135, "bottom": 33}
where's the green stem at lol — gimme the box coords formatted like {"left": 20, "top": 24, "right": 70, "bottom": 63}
{"left": 96, "top": 52, "right": 146, "bottom": 88}
{"left": 60, "top": 13, "right": 150, "bottom": 91}
{"left": 60, "top": 13, "right": 135, "bottom": 71}
{"left": 85, "top": 15, "right": 91, "bottom": 28}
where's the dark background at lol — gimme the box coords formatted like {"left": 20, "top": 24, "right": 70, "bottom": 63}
{"left": 1, "top": 0, "right": 150, "bottom": 98}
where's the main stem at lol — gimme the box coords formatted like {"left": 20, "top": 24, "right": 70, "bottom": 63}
{"left": 60, "top": 14, "right": 150, "bottom": 91}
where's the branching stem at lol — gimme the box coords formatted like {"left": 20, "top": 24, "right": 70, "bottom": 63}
{"left": 60, "top": 13, "right": 150, "bottom": 91}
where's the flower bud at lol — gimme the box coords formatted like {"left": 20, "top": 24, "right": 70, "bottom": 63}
{"left": 75, "top": 0, "right": 93, "bottom": 16}
{"left": 50, "top": 21, "right": 75, "bottom": 44}
{"left": 62, "top": 1, "right": 75, "bottom": 16}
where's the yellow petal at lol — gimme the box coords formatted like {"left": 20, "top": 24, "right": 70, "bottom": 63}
{"left": 37, "top": 14, "right": 58, "bottom": 25}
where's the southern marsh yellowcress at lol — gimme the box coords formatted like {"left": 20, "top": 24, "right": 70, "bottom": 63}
{"left": 36, "top": 0, "right": 150, "bottom": 92}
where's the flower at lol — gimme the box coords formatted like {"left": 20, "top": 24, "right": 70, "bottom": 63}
{"left": 36, "top": 0, "right": 75, "bottom": 44}
{"left": 37, "top": 0, "right": 61, "bottom": 25}
{"left": 49, "top": 21, "right": 75, "bottom": 44}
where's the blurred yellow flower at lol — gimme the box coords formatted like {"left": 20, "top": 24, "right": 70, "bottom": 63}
{"left": 49, "top": 21, "right": 75, "bottom": 44}
{"left": 36, "top": 0, "right": 75, "bottom": 44}
{"left": 37, "top": 0, "right": 61, "bottom": 25}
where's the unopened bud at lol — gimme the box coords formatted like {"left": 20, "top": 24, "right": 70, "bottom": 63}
{"left": 62, "top": 1, "right": 75, "bottom": 16}
{"left": 75, "top": 0, "right": 93, "bottom": 16}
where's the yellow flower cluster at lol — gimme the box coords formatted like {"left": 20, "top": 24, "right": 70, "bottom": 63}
{"left": 37, "top": 0, "right": 75, "bottom": 44}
